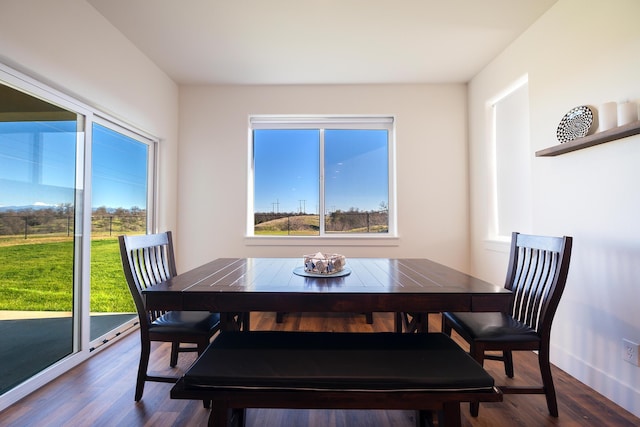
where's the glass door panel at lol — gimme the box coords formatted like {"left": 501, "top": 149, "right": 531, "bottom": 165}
{"left": 0, "top": 84, "right": 79, "bottom": 395}
{"left": 89, "top": 122, "right": 148, "bottom": 341}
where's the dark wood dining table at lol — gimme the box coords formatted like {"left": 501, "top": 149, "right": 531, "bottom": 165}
{"left": 142, "top": 257, "right": 512, "bottom": 331}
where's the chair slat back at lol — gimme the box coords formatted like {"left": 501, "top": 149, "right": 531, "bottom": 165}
{"left": 119, "top": 232, "right": 178, "bottom": 326}
{"left": 505, "top": 232, "right": 572, "bottom": 336}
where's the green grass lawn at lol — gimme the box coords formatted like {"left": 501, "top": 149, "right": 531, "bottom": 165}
{"left": 0, "top": 237, "right": 134, "bottom": 312}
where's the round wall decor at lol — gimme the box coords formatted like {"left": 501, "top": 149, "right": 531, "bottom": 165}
{"left": 556, "top": 105, "right": 593, "bottom": 143}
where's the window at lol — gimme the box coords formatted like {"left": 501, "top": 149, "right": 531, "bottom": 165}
{"left": 249, "top": 116, "right": 395, "bottom": 237}
{"left": 490, "top": 77, "right": 532, "bottom": 240}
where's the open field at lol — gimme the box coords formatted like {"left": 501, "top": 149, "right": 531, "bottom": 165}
{"left": 255, "top": 215, "right": 320, "bottom": 235}
{"left": 254, "top": 213, "right": 388, "bottom": 235}
{"left": 0, "top": 236, "right": 133, "bottom": 313}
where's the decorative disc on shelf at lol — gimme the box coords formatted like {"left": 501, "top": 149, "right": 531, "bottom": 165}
{"left": 556, "top": 105, "right": 593, "bottom": 143}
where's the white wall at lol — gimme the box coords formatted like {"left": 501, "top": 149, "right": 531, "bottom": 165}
{"left": 0, "top": 0, "right": 180, "bottom": 232}
{"left": 177, "top": 84, "right": 469, "bottom": 271}
{"left": 468, "top": 0, "right": 640, "bottom": 417}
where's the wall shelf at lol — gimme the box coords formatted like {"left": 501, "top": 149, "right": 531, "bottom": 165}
{"left": 535, "top": 120, "right": 640, "bottom": 157}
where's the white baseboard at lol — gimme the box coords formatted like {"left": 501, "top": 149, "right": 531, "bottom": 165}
{"left": 552, "top": 343, "right": 640, "bottom": 418}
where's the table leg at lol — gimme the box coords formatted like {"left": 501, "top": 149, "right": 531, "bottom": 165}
{"left": 221, "top": 312, "right": 250, "bottom": 331}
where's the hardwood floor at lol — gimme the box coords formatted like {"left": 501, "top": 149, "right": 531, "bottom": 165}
{"left": 2, "top": 312, "right": 639, "bottom": 426}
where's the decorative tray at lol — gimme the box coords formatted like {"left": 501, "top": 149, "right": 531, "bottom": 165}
{"left": 293, "top": 266, "right": 351, "bottom": 278}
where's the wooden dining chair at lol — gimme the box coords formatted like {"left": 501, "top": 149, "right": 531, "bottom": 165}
{"left": 118, "top": 231, "right": 220, "bottom": 401}
{"left": 442, "top": 232, "right": 572, "bottom": 417}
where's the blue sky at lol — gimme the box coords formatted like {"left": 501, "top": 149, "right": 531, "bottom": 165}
{"left": 2, "top": 121, "right": 388, "bottom": 214}
{"left": 253, "top": 129, "right": 388, "bottom": 214}
{"left": 0, "top": 121, "right": 147, "bottom": 210}
{"left": 92, "top": 123, "right": 148, "bottom": 209}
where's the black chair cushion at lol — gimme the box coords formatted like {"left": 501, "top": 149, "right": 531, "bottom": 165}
{"left": 183, "top": 331, "right": 495, "bottom": 392}
{"left": 149, "top": 311, "right": 220, "bottom": 335}
{"left": 443, "top": 312, "right": 540, "bottom": 343}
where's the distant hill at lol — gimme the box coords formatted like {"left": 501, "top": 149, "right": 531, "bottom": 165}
{"left": 0, "top": 204, "right": 55, "bottom": 212}
{"left": 0, "top": 205, "right": 120, "bottom": 213}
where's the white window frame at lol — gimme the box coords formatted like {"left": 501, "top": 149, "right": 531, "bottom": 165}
{"left": 486, "top": 75, "right": 532, "bottom": 247}
{"left": 246, "top": 115, "right": 398, "bottom": 245}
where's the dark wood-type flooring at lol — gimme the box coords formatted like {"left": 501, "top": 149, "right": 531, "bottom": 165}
{"left": 2, "top": 312, "right": 639, "bottom": 426}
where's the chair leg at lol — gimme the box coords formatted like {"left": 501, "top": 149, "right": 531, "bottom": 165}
{"left": 539, "top": 346, "right": 559, "bottom": 417}
{"left": 504, "top": 350, "right": 514, "bottom": 378}
{"left": 170, "top": 342, "right": 179, "bottom": 367}
{"left": 365, "top": 312, "right": 373, "bottom": 324}
{"left": 135, "top": 339, "right": 151, "bottom": 401}
{"left": 276, "top": 312, "right": 285, "bottom": 323}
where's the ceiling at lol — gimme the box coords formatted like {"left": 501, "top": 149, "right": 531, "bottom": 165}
{"left": 87, "top": 0, "right": 557, "bottom": 86}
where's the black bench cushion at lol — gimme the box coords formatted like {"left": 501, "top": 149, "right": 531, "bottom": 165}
{"left": 182, "top": 332, "right": 494, "bottom": 392}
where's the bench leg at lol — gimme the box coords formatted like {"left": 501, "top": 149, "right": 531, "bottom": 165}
{"left": 417, "top": 409, "right": 434, "bottom": 427}
{"left": 233, "top": 408, "right": 246, "bottom": 427}
{"left": 440, "top": 402, "right": 462, "bottom": 427}
{"left": 209, "top": 402, "right": 229, "bottom": 427}
{"left": 209, "top": 403, "right": 245, "bottom": 427}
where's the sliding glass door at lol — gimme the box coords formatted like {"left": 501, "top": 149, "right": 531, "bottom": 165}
{"left": 0, "top": 66, "right": 156, "bottom": 407}
{"left": 0, "top": 84, "right": 81, "bottom": 395}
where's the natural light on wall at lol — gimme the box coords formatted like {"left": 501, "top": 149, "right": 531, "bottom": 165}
{"left": 489, "top": 76, "right": 532, "bottom": 241}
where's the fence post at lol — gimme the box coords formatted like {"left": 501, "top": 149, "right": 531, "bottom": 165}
{"left": 24, "top": 216, "right": 28, "bottom": 239}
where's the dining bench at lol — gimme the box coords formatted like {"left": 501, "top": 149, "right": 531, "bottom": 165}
{"left": 170, "top": 331, "right": 501, "bottom": 427}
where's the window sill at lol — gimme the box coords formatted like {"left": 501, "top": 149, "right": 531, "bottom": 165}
{"left": 483, "top": 237, "right": 511, "bottom": 253}
{"left": 244, "top": 235, "right": 400, "bottom": 247}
